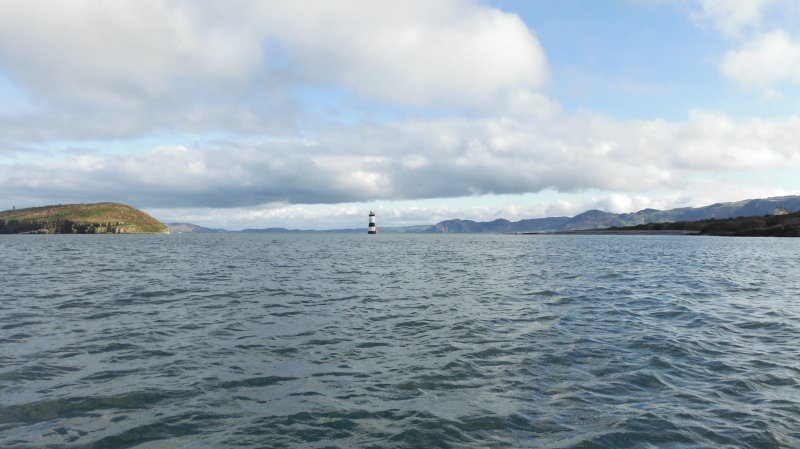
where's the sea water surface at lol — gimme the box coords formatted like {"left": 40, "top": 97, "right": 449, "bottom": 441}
{"left": 1, "top": 233, "right": 799, "bottom": 448}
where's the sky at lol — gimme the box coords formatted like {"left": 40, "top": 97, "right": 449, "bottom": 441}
{"left": 1, "top": 0, "right": 800, "bottom": 230}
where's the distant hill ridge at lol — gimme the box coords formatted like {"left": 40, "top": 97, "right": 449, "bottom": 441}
{"left": 166, "top": 223, "right": 431, "bottom": 234}
{"left": 0, "top": 203, "right": 169, "bottom": 234}
{"left": 166, "top": 223, "right": 230, "bottom": 234}
{"left": 424, "top": 195, "right": 800, "bottom": 233}
{"left": 165, "top": 195, "right": 800, "bottom": 234}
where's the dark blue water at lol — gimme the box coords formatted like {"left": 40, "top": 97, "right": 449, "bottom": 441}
{"left": 1, "top": 234, "right": 799, "bottom": 448}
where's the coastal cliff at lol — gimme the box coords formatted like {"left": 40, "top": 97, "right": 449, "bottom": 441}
{"left": 0, "top": 203, "right": 169, "bottom": 234}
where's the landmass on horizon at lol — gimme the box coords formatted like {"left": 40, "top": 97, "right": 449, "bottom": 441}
{"left": 585, "top": 210, "right": 800, "bottom": 237}
{"left": 167, "top": 195, "right": 800, "bottom": 235}
{"left": 0, "top": 203, "right": 169, "bottom": 234}
{"left": 3, "top": 195, "right": 798, "bottom": 236}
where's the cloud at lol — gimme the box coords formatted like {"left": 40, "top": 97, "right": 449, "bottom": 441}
{"left": 721, "top": 29, "right": 800, "bottom": 87}
{"left": 0, "top": 0, "right": 547, "bottom": 143}
{"left": 145, "top": 181, "right": 799, "bottom": 230}
{"left": 255, "top": 1, "right": 548, "bottom": 107}
{"left": 651, "top": 1, "right": 800, "bottom": 94}
{"left": 675, "top": 0, "right": 800, "bottom": 95}
{"left": 148, "top": 202, "right": 578, "bottom": 230}
{"left": 691, "top": 0, "right": 777, "bottom": 36}
{"left": 3, "top": 109, "right": 800, "bottom": 210}
{"left": 2, "top": 0, "right": 798, "bottom": 230}
{"left": 0, "top": 1, "right": 267, "bottom": 107}
{"left": 640, "top": 0, "right": 779, "bottom": 36}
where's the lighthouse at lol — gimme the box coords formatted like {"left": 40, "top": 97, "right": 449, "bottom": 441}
{"left": 368, "top": 210, "right": 377, "bottom": 234}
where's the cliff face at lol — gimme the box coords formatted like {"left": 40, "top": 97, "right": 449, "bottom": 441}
{"left": 0, "top": 203, "right": 169, "bottom": 234}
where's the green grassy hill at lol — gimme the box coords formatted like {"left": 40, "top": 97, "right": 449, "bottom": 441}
{"left": 0, "top": 203, "right": 169, "bottom": 234}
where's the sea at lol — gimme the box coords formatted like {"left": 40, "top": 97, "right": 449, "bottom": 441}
{"left": 1, "top": 233, "right": 799, "bottom": 448}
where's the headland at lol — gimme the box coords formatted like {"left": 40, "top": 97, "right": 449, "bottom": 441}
{"left": 0, "top": 203, "right": 169, "bottom": 234}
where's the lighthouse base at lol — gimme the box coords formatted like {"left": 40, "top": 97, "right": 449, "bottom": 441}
{"left": 368, "top": 230, "right": 377, "bottom": 234}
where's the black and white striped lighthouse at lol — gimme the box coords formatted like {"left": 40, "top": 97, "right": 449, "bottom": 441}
{"left": 368, "top": 210, "right": 377, "bottom": 234}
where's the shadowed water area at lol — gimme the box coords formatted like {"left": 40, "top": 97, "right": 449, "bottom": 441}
{"left": 1, "top": 233, "right": 799, "bottom": 448}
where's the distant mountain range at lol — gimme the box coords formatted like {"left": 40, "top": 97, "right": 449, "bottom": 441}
{"left": 166, "top": 222, "right": 430, "bottom": 234}
{"left": 166, "top": 223, "right": 230, "bottom": 233}
{"left": 166, "top": 195, "right": 800, "bottom": 234}
{"left": 423, "top": 195, "right": 800, "bottom": 233}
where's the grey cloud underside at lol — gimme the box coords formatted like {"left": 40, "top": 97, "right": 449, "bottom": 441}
{"left": 0, "top": 132, "right": 651, "bottom": 208}
{"left": 1, "top": 152, "right": 587, "bottom": 208}
{"left": 4, "top": 110, "right": 800, "bottom": 209}
{"left": 3, "top": 1, "right": 800, "bottom": 211}
{"left": 0, "top": 87, "right": 302, "bottom": 145}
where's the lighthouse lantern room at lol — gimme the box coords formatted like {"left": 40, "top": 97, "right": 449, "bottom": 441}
{"left": 368, "top": 211, "right": 377, "bottom": 234}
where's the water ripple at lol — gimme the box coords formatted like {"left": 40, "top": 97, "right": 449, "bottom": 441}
{"left": 1, "top": 234, "right": 800, "bottom": 448}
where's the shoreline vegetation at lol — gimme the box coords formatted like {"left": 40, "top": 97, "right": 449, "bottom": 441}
{"left": 0, "top": 203, "right": 169, "bottom": 234}
{"left": 538, "top": 210, "right": 800, "bottom": 237}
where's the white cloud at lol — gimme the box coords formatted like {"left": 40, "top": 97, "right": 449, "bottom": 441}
{"left": 257, "top": 1, "right": 547, "bottom": 107}
{"left": 0, "top": 0, "right": 547, "bottom": 124}
{"left": 144, "top": 181, "right": 798, "bottom": 230}
{"left": 650, "top": 0, "right": 800, "bottom": 94}
{"left": 2, "top": 0, "right": 798, "bottom": 230}
{"left": 2, "top": 110, "right": 799, "bottom": 211}
{"left": 641, "top": 0, "right": 779, "bottom": 36}
{"left": 0, "top": 1, "right": 264, "bottom": 106}
{"left": 692, "top": 0, "right": 777, "bottom": 36}
{"left": 721, "top": 29, "right": 800, "bottom": 87}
